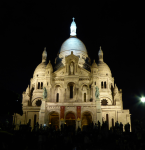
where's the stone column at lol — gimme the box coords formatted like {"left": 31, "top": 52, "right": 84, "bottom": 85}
{"left": 96, "top": 98, "right": 102, "bottom": 125}
{"left": 47, "top": 87, "right": 51, "bottom": 102}
{"left": 92, "top": 85, "right": 95, "bottom": 101}
{"left": 39, "top": 98, "right": 46, "bottom": 126}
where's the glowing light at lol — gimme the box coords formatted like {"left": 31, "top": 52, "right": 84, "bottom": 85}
{"left": 141, "top": 97, "right": 145, "bottom": 102}
{"left": 70, "top": 17, "right": 77, "bottom": 36}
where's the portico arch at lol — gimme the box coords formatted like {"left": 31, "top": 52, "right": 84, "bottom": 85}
{"left": 81, "top": 111, "right": 92, "bottom": 130}
{"left": 65, "top": 111, "right": 76, "bottom": 128}
{"left": 49, "top": 111, "right": 59, "bottom": 130}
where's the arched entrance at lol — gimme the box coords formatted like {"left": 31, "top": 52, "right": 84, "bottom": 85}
{"left": 49, "top": 112, "right": 59, "bottom": 130}
{"left": 65, "top": 112, "right": 76, "bottom": 130}
{"left": 81, "top": 112, "right": 92, "bottom": 131}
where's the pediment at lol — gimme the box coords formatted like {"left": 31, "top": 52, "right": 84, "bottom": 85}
{"left": 53, "top": 67, "right": 65, "bottom": 76}
{"left": 78, "top": 67, "right": 90, "bottom": 76}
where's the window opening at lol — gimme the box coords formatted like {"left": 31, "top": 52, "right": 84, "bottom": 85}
{"left": 101, "top": 99, "right": 108, "bottom": 105}
{"left": 70, "top": 86, "right": 73, "bottom": 98}
{"left": 41, "top": 82, "right": 43, "bottom": 89}
{"left": 84, "top": 93, "right": 86, "bottom": 102}
{"left": 101, "top": 82, "right": 103, "bottom": 88}
{"left": 104, "top": 82, "right": 106, "bottom": 88}
{"left": 38, "top": 82, "right": 40, "bottom": 89}
{"left": 56, "top": 93, "right": 59, "bottom": 102}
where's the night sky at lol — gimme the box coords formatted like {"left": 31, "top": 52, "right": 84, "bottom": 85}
{"left": 1, "top": 1, "right": 145, "bottom": 122}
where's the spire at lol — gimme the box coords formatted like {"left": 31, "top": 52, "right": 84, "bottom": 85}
{"left": 42, "top": 47, "right": 47, "bottom": 63}
{"left": 98, "top": 46, "right": 103, "bottom": 61}
{"left": 70, "top": 17, "right": 77, "bottom": 37}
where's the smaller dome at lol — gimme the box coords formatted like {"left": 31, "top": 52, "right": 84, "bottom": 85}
{"left": 91, "top": 60, "right": 97, "bottom": 68}
{"left": 33, "top": 62, "right": 47, "bottom": 77}
{"left": 97, "top": 61, "right": 112, "bottom": 76}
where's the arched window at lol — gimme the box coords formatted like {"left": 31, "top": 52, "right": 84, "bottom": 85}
{"left": 56, "top": 93, "right": 59, "bottom": 102}
{"left": 41, "top": 82, "right": 43, "bottom": 89}
{"left": 38, "top": 82, "right": 40, "bottom": 89}
{"left": 84, "top": 93, "right": 86, "bottom": 102}
{"left": 101, "top": 82, "right": 103, "bottom": 88}
{"left": 104, "top": 82, "right": 106, "bottom": 88}
{"left": 70, "top": 86, "right": 73, "bottom": 98}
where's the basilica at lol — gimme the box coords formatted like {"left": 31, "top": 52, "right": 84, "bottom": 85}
{"left": 14, "top": 18, "right": 131, "bottom": 131}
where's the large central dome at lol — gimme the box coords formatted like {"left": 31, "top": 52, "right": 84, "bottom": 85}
{"left": 60, "top": 37, "right": 87, "bottom": 54}
{"left": 54, "top": 18, "right": 90, "bottom": 72}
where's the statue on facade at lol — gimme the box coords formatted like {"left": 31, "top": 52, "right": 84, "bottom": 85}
{"left": 43, "top": 87, "right": 47, "bottom": 99}
{"left": 70, "top": 62, "right": 74, "bottom": 75}
{"left": 95, "top": 86, "right": 99, "bottom": 99}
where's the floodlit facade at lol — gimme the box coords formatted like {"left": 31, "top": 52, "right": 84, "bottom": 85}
{"left": 14, "top": 18, "right": 131, "bottom": 131}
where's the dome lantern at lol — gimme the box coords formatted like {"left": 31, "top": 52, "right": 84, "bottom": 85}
{"left": 70, "top": 17, "right": 77, "bottom": 37}
{"left": 98, "top": 46, "right": 103, "bottom": 62}
{"left": 42, "top": 47, "right": 47, "bottom": 63}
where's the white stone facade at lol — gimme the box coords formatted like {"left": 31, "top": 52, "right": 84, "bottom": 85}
{"left": 14, "top": 19, "right": 131, "bottom": 131}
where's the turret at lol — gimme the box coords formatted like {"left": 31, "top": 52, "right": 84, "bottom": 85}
{"left": 91, "top": 60, "right": 98, "bottom": 75}
{"left": 46, "top": 60, "right": 53, "bottom": 75}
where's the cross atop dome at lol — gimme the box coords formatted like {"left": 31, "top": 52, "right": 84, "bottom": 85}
{"left": 70, "top": 17, "right": 77, "bottom": 37}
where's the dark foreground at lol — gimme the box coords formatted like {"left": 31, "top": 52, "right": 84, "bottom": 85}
{"left": 0, "top": 121, "right": 144, "bottom": 150}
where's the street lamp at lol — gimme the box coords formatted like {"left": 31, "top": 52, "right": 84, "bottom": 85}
{"left": 140, "top": 97, "right": 145, "bottom": 103}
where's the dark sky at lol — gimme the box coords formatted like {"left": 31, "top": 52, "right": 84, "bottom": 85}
{"left": 1, "top": 1, "right": 145, "bottom": 121}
